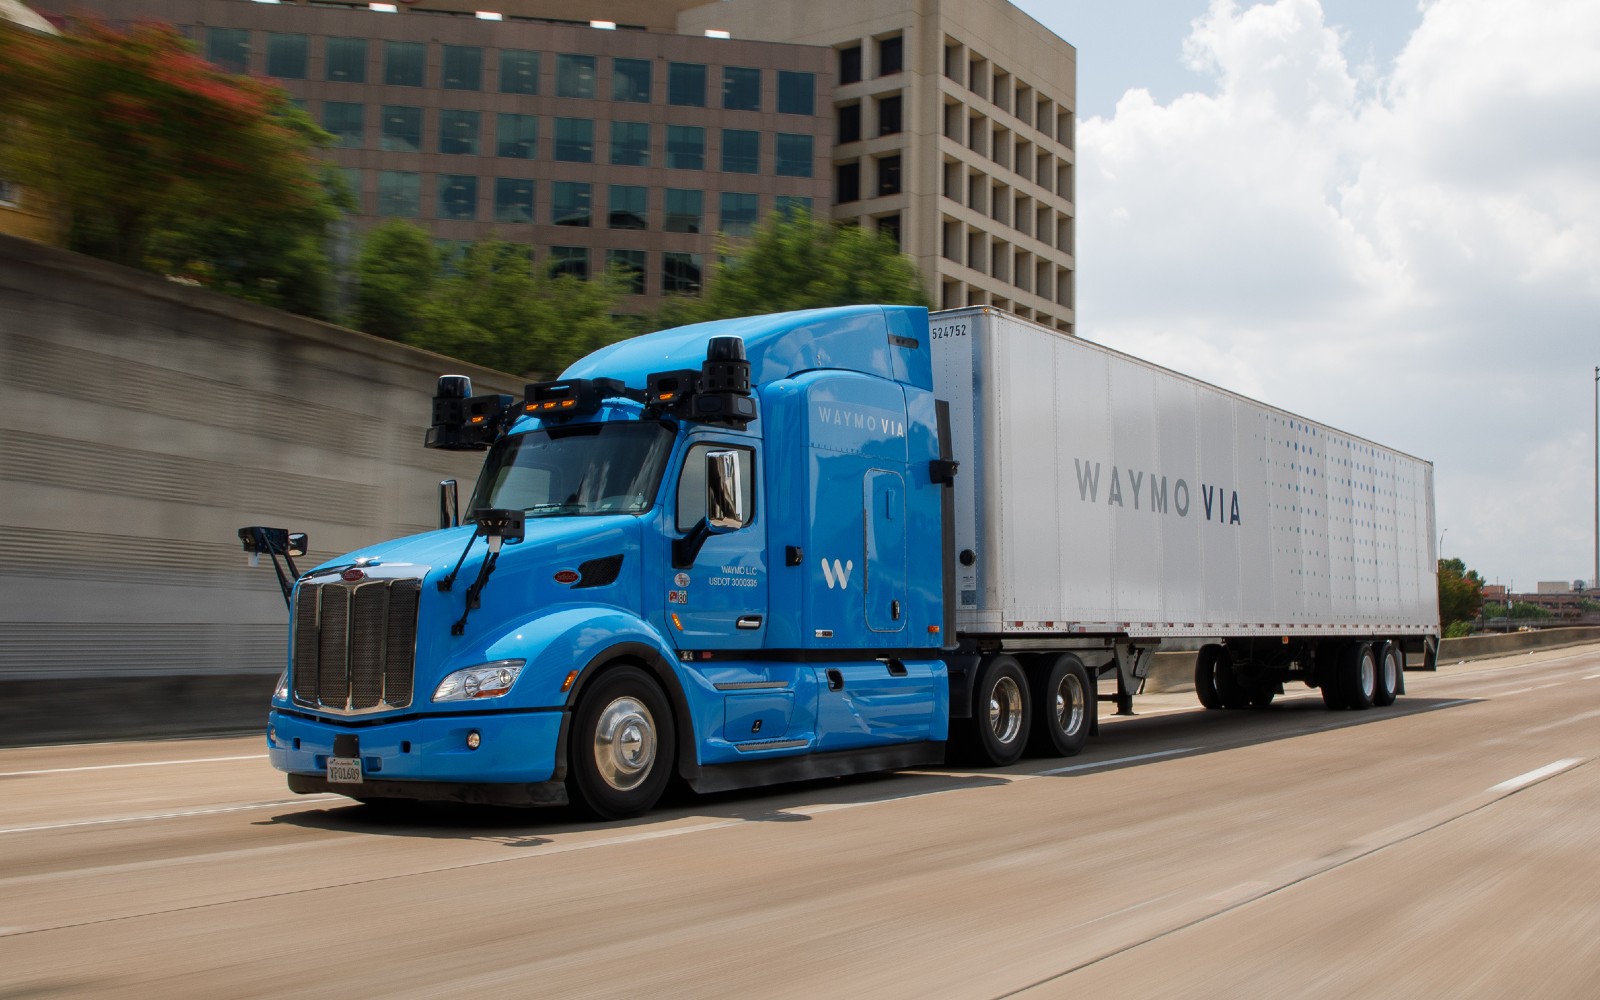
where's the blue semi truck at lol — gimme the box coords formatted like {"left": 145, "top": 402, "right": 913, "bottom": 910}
{"left": 242, "top": 304, "right": 1438, "bottom": 819}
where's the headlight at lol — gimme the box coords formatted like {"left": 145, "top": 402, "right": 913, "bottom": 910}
{"left": 274, "top": 670, "right": 289, "bottom": 702}
{"left": 433, "top": 659, "right": 525, "bottom": 702}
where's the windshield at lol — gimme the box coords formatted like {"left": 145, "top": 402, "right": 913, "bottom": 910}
{"left": 468, "top": 421, "right": 675, "bottom": 518}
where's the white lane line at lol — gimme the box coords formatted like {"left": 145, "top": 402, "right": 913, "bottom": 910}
{"left": 1489, "top": 758, "right": 1584, "bottom": 794}
{"left": 1522, "top": 709, "right": 1600, "bottom": 737}
{"left": 1422, "top": 699, "right": 1477, "bottom": 710}
{"left": 1490, "top": 682, "right": 1564, "bottom": 698}
{"left": 1036, "top": 747, "right": 1198, "bottom": 776}
{"left": 0, "top": 796, "right": 342, "bottom": 836}
{"left": 0, "top": 755, "right": 266, "bottom": 778}
{"left": 1585, "top": 673, "right": 1600, "bottom": 680}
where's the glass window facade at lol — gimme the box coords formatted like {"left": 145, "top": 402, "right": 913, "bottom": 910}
{"left": 438, "top": 174, "right": 478, "bottom": 220}
{"left": 550, "top": 246, "right": 588, "bottom": 280}
{"left": 385, "top": 41, "right": 425, "bottom": 87}
{"left": 664, "top": 189, "right": 703, "bottom": 234}
{"left": 668, "top": 62, "right": 706, "bottom": 107}
{"left": 496, "top": 114, "right": 537, "bottom": 159}
{"left": 206, "top": 27, "right": 249, "bottom": 75}
{"left": 721, "top": 130, "right": 759, "bottom": 174}
{"left": 378, "top": 170, "right": 420, "bottom": 217}
{"left": 776, "top": 195, "right": 813, "bottom": 217}
{"left": 556, "top": 54, "right": 596, "bottom": 98}
{"left": 442, "top": 45, "right": 482, "bottom": 91}
{"left": 326, "top": 36, "right": 367, "bottom": 83}
{"left": 662, "top": 251, "right": 703, "bottom": 295}
{"left": 552, "top": 182, "right": 592, "bottom": 227}
{"left": 608, "top": 185, "right": 647, "bottom": 230}
{"left": 775, "top": 133, "right": 813, "bottom": 177}
{"left": 439, "top": 110, "right": 480, "bottom": 155}
{"left": 723, "top": 67, "right": 760, "bottom": 111}
{"left": 610, "top": 121, "right": 649, "bottom": 167}
{"left": 500, "top": 49, "right": 539, "bottom": 94}
{"left": 554, "top": 118, "right": 594, "bottom": 163}
{"left": 720, "top": 192, "right": 759, "bottom": 237}
{"left": 494, "top": 178, "right": 534, "bottom": 224}
{"left": 777, "top": 71, "right": 814, "bottom": 116}
{"left": 666, "top": 126, "right": 705, "bottom": 170}
{"left": 381, "top": 106, "right": 423, "bottom": 153}
{"left": 323, "top": 101, "right": 364, "bottom": 149}
{"left": 266, "top": 33, "right": 307, "bottom": 79}
{"left": 613, "top": 58, "right": 651, "bottom": 102}
{"left": 607, "top": 249, "right": 646, "bottom": 294}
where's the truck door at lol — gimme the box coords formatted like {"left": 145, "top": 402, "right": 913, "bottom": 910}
{"left": 864, "top": 469, "right": 907, "bottom": 633}
{"left": 668, "top": 440, "right": 768, "bottom": 649}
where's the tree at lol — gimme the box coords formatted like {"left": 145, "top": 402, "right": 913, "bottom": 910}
{"left": 1437, "top": 557, "right": 1484, "bottom": 630}
{"left": 352, "top": 220, "right": 439, "bottom": 343}
{"left": 0, "top": 18, "right": 345, "bottom": 313}
{"left": 659, "top": 208, "right": 931, "bottom": 326}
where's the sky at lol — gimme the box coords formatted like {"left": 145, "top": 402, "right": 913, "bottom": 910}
{"left": 1012, "top": 0, "right": 1600, "bottom": 593}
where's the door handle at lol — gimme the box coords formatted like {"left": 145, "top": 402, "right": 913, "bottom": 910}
{"left": 826, "top": 668, "right": 844, "bottom": 691}
{"left": 736, "top": 616, "right": 763, "bottom": 630}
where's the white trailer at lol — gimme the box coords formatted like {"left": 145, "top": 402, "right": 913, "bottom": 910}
{"left": 929, "top": 307, "right": 1439, "bottom": 752}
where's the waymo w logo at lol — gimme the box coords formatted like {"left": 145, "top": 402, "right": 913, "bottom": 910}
{"left": 820, "top": 558, "right": 853, "bottom": 590}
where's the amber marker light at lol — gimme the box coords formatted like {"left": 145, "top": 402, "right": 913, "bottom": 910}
{"left": 561, "top": 670, "right": 578, "bottom": 693}
{"left": 671, "top": 613, "right": 684, "bottom": 631}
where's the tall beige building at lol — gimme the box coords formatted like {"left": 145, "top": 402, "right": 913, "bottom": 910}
{"left": 678, "top": 0, "right": 1077, "bottom": 332}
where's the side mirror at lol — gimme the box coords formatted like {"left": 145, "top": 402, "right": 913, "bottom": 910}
{"left": 705, "top": 450, "right": 743, "bottom": 532}
{"left": 439, "top": 479, "right": 459, "bottom": 529}
{"left": 287, "top": 533, "right": 309, "bottom": 558}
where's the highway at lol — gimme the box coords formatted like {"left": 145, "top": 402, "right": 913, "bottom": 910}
{"left": 3, "top": 645, "right": 1598, "bottom": 998}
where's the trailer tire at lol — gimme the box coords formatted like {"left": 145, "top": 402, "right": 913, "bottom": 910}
{"left": 569, "top": 665, "right": 675, "bottom": 820}
{"left": 960, "top": 655, "right": 1031, "bottom": 767}
{"left": 1028, "top": 654, "right": 1092, "bottom": 757}
{"left": 1374, "top": 641, "right": 1402, "bottom": 707}
{"left": 1194, "top": 646, "right": 1224, "bottom": 710}
{"left": 1212, "top": 648, "right": 1251, "bottom": 710}
{"left": 1338, "top": 642, "right": 1378, "bottom": 711}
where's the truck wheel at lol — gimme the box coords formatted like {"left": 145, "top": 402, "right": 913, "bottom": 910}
{"left": 1028, "top": 654, "right": 1091, "bottom": 757}
{"left": 1249, "top": 683, "right": 1277, "bottom": 708}
{"left": 570, "top": 665, "right": 675, "bottom": 820}
{"left": 961, "top": 655, "right": 1031, "bottom": 766}
{"left": 1212, "top": 648, "right": 1251, "bottom": 709}
{"left": 1339, "top": 642, "right": 1377, "bottom": 711}
{"left": 1373, "top": 641, "right": 1402, "bottom": 707}
{"left": 1194, "top": 646, "right": 1223, "bottom": 710}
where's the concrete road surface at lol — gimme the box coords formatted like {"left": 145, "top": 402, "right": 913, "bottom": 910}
{"left": 3, "top": 646, "right": 1598, "bottom": 998}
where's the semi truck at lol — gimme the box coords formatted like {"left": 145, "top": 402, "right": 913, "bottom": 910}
{"left": 242, "top": 305, "right": 1440, "bottom": 819}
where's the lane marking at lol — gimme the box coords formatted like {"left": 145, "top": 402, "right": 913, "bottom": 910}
{"left": 0, "top": 755, "right": 266, "bottom": 778}
{"left": 0, "top": 796, "right": 342, "bottom": 836}
{"left": 1489, "top": 682, "right": 1563, "bottom": 698}
{"left": 1036, "top": 748, "right": 1198, "bottom": 776}
{"left": 1585, "top": 673, "right": 1600, "bottom": 680}
{"left": 1521, "top": 709, "right": 1600, "bottom": 736}
{"left": 1489, "top": 758, "right": 1584, "bottom": 794}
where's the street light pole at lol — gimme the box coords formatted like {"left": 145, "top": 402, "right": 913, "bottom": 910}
{"left": 1439, "top": 527, "right": 1448, "bottom": 558}
{"left": 1593, "top": 365, "right": 1598, "bottom": 594}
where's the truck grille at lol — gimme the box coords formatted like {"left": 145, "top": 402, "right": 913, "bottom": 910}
{"left": 291, "top": 579, "right": 419, "bottom": 714}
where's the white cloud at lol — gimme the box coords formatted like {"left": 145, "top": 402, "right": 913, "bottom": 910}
{"left": 1079, "top": 0, "right": 1600, "bottom": 586}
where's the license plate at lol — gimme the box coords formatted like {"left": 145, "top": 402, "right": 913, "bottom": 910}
{"left": 327, "top": 756, "right": 363, "bottom": 784}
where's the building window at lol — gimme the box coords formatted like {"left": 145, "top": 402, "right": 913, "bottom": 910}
{"left": 837, "top": 104, "right": 862, "bottom": 144}
{"left": 776, "top": 195, "right": 813, "bottom": 218}
{"left": 608, "top": 185, "right": 647, "bottom": 230}
{"left": 777, "top": 71, "right": 814, "bottom": 115}
{"left": 384, "top": 41, "right": 425, "bottom": 87}
{"left": 723, "top": 66, "right": 760, "bottom": 111}
{"left": 610, "top": 121, "right": 649, "bottom": 167}
{"left": 877, "top": 94, "right": 902, "bottom": 136}
{"left": 266, "top": 33, "right": 307, "bottom": 80}
{"left": 613, "top": 58, "right": 651, "bottom": 102}
{"left": 378, "top": 170, "right": 420, "bottom": 217}
{"left": 662, "top": 251, "right": 702, "bottom": 295}
{"left": 877, "top": 154, "right": 902, "bottom": 196}
{"left": 494, "top": 178, "right": 534, "bottom": 224}
{"left": 438, "top": 175, "right": 478, "bottom": 221}
{"left": 556, "top": 54, "right": 596, "bottom": 98}
{"left": 500, "top": 49, "right": 539, "bottom": 94}
{"left": 877, "top": 34, "right": 903, "bottom": 76}
{"left": 550, "top": 245, "right": 588, "bottom": 280}
{"left": 442, "top": 45, "right": 482, "bottom": 91}
{"left": 496, "top": 113, "right": 537, "bottom": 159}
{"left": 666, "top": 126, "right": 705, "bottom": 170}
{"left": 322, "top": 102, "right": 364, "bottom": 149}
{"left": 668, "top": 62, "right": 706, "bottom": 107}
{"left": 554, "top": 118, "right": 594, "bottom": 163}
{"left": 552, "top": 181, "right": 591, "bottom": 227}
{"left": 337, "top": 167, "right": 362, "bottom": 212}
{"left": 381, "top": 106, "right": 423, "bottom": 153}
{"left": 836, "top": 162, "right": 860, "bottom": 204}
{"left": 721, "top": 129, "right": 759, "bottom": 174}
{"left": 439, "top": 110, "right": 480, "bottom": 155}
{"left": 720, "top": 192, "right": 759, "bottom": 237}
{"left": 774, "top": 134, "right": 813, "bottom": 177}
{"left": 326, "top": 36, "right": 367, "bottom": 83}
{"left": 206, "top": 28, "right": 249, "bottom": 75}
{"left": 877, "top": 213, "right": 901, "bottom": 247}
{"left": 839, "top": 45, "right": 861, "bottom": 85}
{"left": 664, "top": 189, "right": 703, "bottom": 234}
{"left": 606, "top": 249, "right": 646, "bottom": 294}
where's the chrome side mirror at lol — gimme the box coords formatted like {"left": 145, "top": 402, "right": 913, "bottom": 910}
{"left": 705, "top": 450, "right": 743, "bottom": 532}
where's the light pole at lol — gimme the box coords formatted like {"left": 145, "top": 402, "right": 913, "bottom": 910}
{"left": 1439, "top": 527, "right": 1448, "bottom": 558}
{"left": 1593, "top": 366, "right": 1598, "bottom": 595}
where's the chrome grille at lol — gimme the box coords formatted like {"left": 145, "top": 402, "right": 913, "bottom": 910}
{"left": 290, "top": 579, "right": 420, "bottom": 714}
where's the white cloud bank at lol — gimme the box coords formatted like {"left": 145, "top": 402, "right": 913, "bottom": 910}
{"left": 1079, "top": 0, "right": 1600, "bottom": 588}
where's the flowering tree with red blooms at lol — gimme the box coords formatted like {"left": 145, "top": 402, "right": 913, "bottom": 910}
{"left": 0, "top": 17, "right": 347, "bottom": 316}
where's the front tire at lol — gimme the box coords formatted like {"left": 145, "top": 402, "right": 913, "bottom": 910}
{"left": 1028, "top": 654, "right": 1092, "bottom": 757}
{"left": 570, "top": 665, "right": 675, "bottom": 820}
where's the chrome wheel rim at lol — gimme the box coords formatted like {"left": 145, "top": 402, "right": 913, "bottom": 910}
{"left": 1360, "top": 651, "right": 1377, "bottom": 700}
{"left": 989, "top": 675, "right": 1023, "bottom": 745}
{"left": 1381, "top": 650, "right": 1398, "bottom": 694}
{"left": 593, "top": 696, "right": 656, "bottom": 792}
{"left": 1056, "top": 672, "right": 1085, "bottom": 736}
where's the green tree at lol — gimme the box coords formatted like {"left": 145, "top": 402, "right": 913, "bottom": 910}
{"left": 1438, "top": 557, "right": 1484, "bottom": 629}
{"left": 353, "top": 220, "right": 439, "bottom": 343}
{"left": 1503, "top": 602, "right": 1553, "bottom": 620}
{"left": 660, "top": 209, "right": 931, "bottom": 325}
